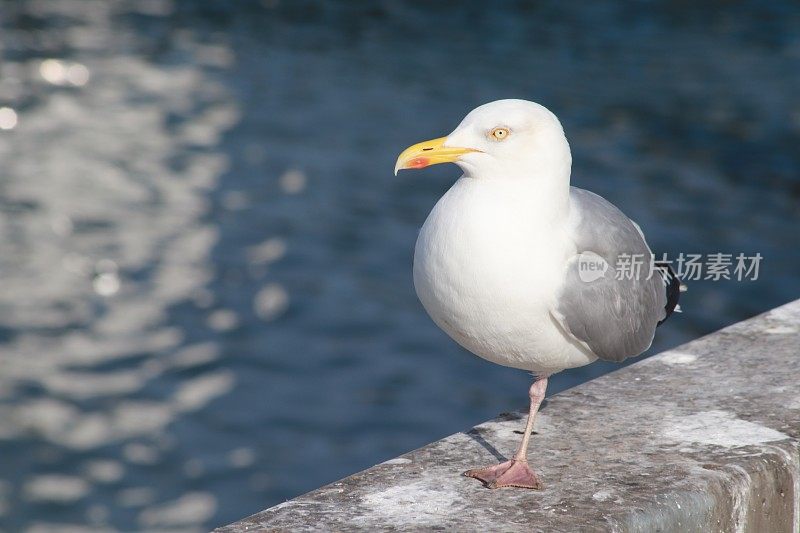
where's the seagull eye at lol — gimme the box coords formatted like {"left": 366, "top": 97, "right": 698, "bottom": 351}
{"left": 490, "top": 127, "right": 510, "bottom": 141}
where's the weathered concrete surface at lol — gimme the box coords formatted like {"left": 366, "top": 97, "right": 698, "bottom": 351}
{"left": 217, "top": 300, "right": 800, "bottom": 532}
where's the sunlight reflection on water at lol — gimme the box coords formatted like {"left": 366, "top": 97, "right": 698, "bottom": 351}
{"left": 0, "top": 1, "right": 238, "bottom": 529}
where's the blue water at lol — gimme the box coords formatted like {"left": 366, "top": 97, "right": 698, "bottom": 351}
{"left": 0, "top": 1, "right": 798, "bottom": 530}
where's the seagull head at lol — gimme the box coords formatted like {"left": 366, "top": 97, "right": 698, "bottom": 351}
{"left": 395, "top": 99, "right": 571, "bottom": 180}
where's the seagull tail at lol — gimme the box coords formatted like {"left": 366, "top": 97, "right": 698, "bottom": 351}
{"left": 656, "top": 261, "right": 682, "bottom": 327}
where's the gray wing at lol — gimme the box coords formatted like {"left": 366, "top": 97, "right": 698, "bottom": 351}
{"left": 551, "top": 187, "right": 667, "bottom": 362}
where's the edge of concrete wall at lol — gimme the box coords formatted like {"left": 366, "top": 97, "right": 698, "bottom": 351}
{"left": 218, "top": 300, "right": 800, "bottom": 532}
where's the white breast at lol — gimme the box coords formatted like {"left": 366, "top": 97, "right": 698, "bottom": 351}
{"left": 413, "top": 177, "right": 596, "bottom": 373}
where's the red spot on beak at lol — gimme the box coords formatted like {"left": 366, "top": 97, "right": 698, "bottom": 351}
{"left": 407, "top": 157, "right": 430, "bottom": 169}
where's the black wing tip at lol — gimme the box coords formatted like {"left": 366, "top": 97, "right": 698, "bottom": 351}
{"left": 656, "top": 262, "right": 681, "bottom": 327}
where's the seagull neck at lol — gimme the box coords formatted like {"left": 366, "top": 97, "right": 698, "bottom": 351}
{"left": 522, "top": 156, "right": 572, "bottom": 224}
{"left": 466, "top": 163, "right": 572, "bottom": 226}
{"left": 523, "top": 173, "right": 571, "bottom": 226}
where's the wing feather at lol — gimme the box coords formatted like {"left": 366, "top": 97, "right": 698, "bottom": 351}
{"left": 551, "top": 188, "right": 667, "bottom": 362}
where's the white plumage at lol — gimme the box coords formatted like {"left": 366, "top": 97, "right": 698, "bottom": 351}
{"left": 395, "top": 99, "right": 679, "bottom": 489}
{"left": 413, "top": 175, "right": 596, "bottom": 373}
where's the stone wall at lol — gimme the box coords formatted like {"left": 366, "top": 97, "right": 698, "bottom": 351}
{"left": 217, "top": 300, "right": 800, "bottom": 532}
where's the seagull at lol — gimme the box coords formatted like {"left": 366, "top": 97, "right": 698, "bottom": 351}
{"left": 395, "top": 99, "right": 680, "bottom": 489}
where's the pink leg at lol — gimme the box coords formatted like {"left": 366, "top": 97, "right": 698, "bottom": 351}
{"left": 464, "top": 376, "right": 548, "bottom": 489}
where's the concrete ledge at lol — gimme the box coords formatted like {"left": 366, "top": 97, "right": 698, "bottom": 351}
{"left": 217, "top": 300, "right": 800, "bottom": 532}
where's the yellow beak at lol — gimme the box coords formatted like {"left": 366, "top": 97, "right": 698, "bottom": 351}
{"left": 394, "top": 136, "right": 478, "bottom": 175}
